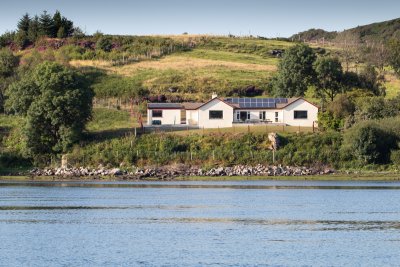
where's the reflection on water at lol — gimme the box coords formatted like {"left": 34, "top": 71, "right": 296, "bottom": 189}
{"left": 1, "top": 180, "right": 400, "bottom": 266}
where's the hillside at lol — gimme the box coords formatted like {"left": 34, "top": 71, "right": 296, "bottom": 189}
{"left": 291, "top": 17, "right": 400, "bottom": 42}
{"left": 64, "top": 36, "right": 294, "bottom": 102}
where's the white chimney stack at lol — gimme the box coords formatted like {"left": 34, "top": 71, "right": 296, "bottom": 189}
{"left": 212, "top": 92, "right": 218, "bottom": 99}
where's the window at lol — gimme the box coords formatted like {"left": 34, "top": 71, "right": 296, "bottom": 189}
{"left": 236, "top": 112, "right": 240, "bottom": 120}
{"left": 294, "top": 110, "right": 308, "bottom": 119}
{"left": 209, "top": 110, "right": 223, "bottom": 119}
{"left": 275, "top": 112, "right": 279, "bottom": 122}
{"left": 259, "top": 111, "right": 266, "bottom": 120}
{"left": 152, "top": 110, "right": 163, "bottom": 118}
{"left": 247, "top": 112, "right": 250, "bottom": 120}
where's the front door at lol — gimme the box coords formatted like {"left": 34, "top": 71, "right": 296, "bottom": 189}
{"left": 240, "top": 111, "right": 248, "bottom": 122}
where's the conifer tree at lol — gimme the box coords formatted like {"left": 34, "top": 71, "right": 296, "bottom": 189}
{"left": 17, "top": 13, "right": 31, "bottom": 34}
{"left": 28, "top": 16, "right": 40, "bottom": 42}
{"left": 39, "top": 11, "right": 55, "bottom": 37}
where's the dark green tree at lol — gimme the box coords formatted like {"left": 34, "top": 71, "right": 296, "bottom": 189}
{"left": 0, "top": 48, "right": 19, "bottom": 76}
{"left": 27, "top": 15, "right": 40, "bottom": 42}
{"left": 0, "top": 48, "right": 18, "bottom": 112}
{"left": 388, "top": 39, "right": 400, "bottom": 77}
{"left": 14, "top": 30, "right": 29, "bottom": 49}
{"left": 61, "top": 17, "right": 74, "bottom": 37}
{"left": 96, "top": 36, "right": 113, "bottom": 52}
{"left": 5, "top": 62, "right": 94, "bottom": 158}
{"left": 358, "top": 65, "right": 385, "bottom": 96}
{"left": 39, "top": 11, "right": 55, "bottom": 37}
{"left": 17, "top": 13, "right": 31, "bottom": 34}
{"left": 269, "top": 44, "right": 316, "bottom": 97}
{"left": 53, "top": 10, "right": 62, "bottom": 33}
{"left": 314, "top": 57, "right": 344, "bottom": 101}
{"left": 343, "top": 122, "right": 397, "bottom": 164}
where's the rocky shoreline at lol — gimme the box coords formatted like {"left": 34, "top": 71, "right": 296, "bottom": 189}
{"left": 28, "top": 164, "right": 335, "bottom": 180}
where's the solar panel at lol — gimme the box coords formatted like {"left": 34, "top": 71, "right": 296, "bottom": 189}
{"left": 224, "top": 97, "right": 288, "bottom": 109}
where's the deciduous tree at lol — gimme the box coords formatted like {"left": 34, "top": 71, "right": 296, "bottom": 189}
{"left": 5, "top": 62, "right": 94, "bottom": 158}
{"left": 270, "top": 44, "right": 316, "bottom": 97}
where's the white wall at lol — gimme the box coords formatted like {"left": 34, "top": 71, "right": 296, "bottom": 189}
{"left": 282, "top": 99, "right": 318, "bottom": 127}
{"left": 186, "top": 110, "right": 199, "bottom": 125}
{"left": 147, "top": 109, "right": 181, "bottom": 125}
{"left": 234, "top": 110, "right": 283, "bottom": 123}
{"left": 198, "top": 99, "right": 233, "bottom": 128}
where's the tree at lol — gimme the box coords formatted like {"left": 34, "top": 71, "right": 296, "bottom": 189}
{"left": 17, "top": 13, "right": 31, "bottom": 34}
{"left": 334, "top": 31, "right": 360, "bottom": 72}
{"left": 39, "top": 11, "right": 55, "bottom": 37}
{"left": 14, "top": 30, "right": 29, "bottom": 49}
{"left": 314, "top": 57, "right": 344, "bottom": 101}
{"left": 269, "top": 44, "right": 316, "bottom": 97}
{"left": 388, "top": 39, "right": 400, "bottom": 77}
{"left": 53, "top": 10, "right": 62, "bottom": 33}
{"left": 359, "top": 65, "right": 385, "bottom": 96}
{"left": 5, "top": 62, "right": 94, "bottom": 158}
{"left": 0, "top": 48, "right": 18, "bottom": 112}
{"left": 28, "top": 16, "right": 40, "bottom": 42}
{"left": 96, "top": 36, "right": 113, "bottom": 52}
{"left": 0, "top": 48, "right": 19, "bottom": 76}
{"left": 343, "top": 122, "right": 397, "bottom": 164}
{"left": 60, "top": 17, "right": 74, "bottom": 37}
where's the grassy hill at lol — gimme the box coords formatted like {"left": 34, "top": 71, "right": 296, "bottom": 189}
{"left": 291, "top": 17, "right": 400, "bottom": 42}
{"left": 64, "top": 36, "right": 293, "bottom": 101}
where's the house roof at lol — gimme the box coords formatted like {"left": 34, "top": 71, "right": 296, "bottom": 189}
{"left": 194, "top": 97, "right": 236, "bottom": 110}
{"left": 276, "top": 97, "right": 319, "bottom": 109}
{"left": 147, "top": 97, "right": 318, "bottom": 110}
{"left": 147, "top": 103, "right": 182, "bottom": 109}
{"left": 182, "top": 102, "right": 204, "bottom": 110}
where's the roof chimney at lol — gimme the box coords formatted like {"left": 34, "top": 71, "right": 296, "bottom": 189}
{"left": 212, "top": 92, "right": 218, "bottom": 99}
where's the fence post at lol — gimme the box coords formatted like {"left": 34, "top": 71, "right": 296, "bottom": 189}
{"left": 190, "top": 151, "right": 193, "bottom": 161}
{"left": 212, "top": 150, "right": 215, "bottom": 161}
{"left": 273, "top": 149, "right": 275, "bottom": 164}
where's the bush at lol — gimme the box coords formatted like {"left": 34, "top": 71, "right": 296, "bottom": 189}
{"left": 390, "top": 150, "right": 400, "bottom": 166}
{"left": 342, "top": 121, "right": 398, "bottom": 164}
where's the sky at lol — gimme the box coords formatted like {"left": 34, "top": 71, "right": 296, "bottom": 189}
{"left": 1, "top": 0, "right": 399, "bottom": 37}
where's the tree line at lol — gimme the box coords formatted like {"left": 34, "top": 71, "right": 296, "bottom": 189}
{"left": 0, "top": 10, "right": 76, "bottom": 49}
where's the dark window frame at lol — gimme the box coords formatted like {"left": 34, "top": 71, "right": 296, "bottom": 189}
{"left": 259, "top": 111, "right": 266, "bottom": 120}
{"left": 294, "top": 110, "right": 308, "bottom": 119}
{"left": 152, "top": 110, "right": 163, "bottom": 118}
{"left": 209, "top": 110, "right": 223, "bottom": 119}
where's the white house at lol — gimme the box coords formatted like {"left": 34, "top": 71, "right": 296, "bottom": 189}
{"left": 147, "top": 95, "right": 318, "bottom": 128}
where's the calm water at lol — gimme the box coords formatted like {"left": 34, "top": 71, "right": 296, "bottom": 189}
{"left": 1, "top": 180, "right": 400, "bottom": 267}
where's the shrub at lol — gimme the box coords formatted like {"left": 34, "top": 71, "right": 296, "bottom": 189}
{"left": 390, "top": 150, "right": 400, "bottom": 166}
{"left": 342, "top": 121, "right": 398, "bottom": 164}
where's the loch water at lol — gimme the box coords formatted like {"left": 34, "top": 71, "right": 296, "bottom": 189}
{"left": 1, "top": 180, "right": 400, "bottom": 267}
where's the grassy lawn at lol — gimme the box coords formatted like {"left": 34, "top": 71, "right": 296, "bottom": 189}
{"left": 87, "top": 108, "right": 134, "bottom": 132}
{"left": 385, "top": 73, "right": 400, "bottom": 99}
{"left": 176, "top": 49, "right": 279, "bottom": 65}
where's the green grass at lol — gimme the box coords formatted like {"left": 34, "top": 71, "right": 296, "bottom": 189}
{"left": 87, "top": 108, "right": 133, "bottom": 132}
{"left": 177, "top": 49, "right": 279, "bottom": 65}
